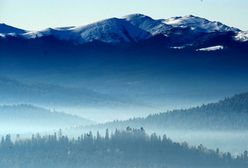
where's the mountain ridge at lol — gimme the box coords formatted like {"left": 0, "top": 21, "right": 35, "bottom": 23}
{"left": 0, "top": 23, "right": 26, "bottom": 34}
{"left": 88, "top": 92, "right": 248, "bottom": 131}
{"left": 0, "top": 104, "right": 94, "bottom": 133}
{"left": 1, "top": 14, "right": 247, "bottom": 47}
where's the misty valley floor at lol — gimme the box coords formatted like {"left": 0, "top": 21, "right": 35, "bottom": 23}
{"left": 157, "top": 130, "right": 248, "bottom": 155}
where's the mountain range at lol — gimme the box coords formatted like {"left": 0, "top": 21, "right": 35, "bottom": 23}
{"left": 0, "top": 14, "right": 247, "bottom": 48}
{"left": 1, "top": 14, "right": 248, "bottom": 122}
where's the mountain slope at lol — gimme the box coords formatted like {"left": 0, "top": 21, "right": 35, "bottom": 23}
{"left": 72, "top": 18, "right": 151, "bottom": 43}
{"left": 0, "top": 23, "right": 26, "bottom": 34}
{"left": 0, "top": 77, "right": 131, "bottom": 107}
{"left": 93, "top": 92, "right": 248, "bottom": 130}
{"left": 164, "top": 15, "right": 239, "bottom": 33}
{"left": 1, "top": 129, "right": 247, "bottom": 168}
{"left": 0, "top": 104, "right": 93, "bottom": 133}
{"left": 22, "top": 18, "right": 151, "bottom": 44}
{"left": 124, "top": 14, "right": 172, "bottom": 35}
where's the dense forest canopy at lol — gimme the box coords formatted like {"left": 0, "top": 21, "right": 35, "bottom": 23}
{"left": 0, "top": 128, "right": 247, "bottom": 168}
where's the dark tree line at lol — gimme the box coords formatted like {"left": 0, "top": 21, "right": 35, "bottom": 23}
{"left": 0, "top": 128, "right": 247, "bottom": 168}
{"left": 96, "top": 92, "right": 248, "bottom": 130}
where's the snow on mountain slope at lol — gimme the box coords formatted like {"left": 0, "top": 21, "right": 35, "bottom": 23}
{"left": 124, "top": 14, "right": 172, "bottom": 35}
{"left": 196, "top": 45, "right": 224, "bottom": 51}
{"left": 23, "top": 18, "right": 150, "bottom": 44}
{"left": 71, "top": 17, "right": 151, "bottom": 43}
{"left": 124, "top": 14, "right": 242, "bottom": 47}
{"left": 164, "top": 15, "right": 239, "bottom": 33}
{"left": 0, "top": 14, "right": 244, "bottom": 46}
{"left": 22, "top": 27, "right": 75, "bottom": 40}
{"left": 234, "top": 31, "right": 248, "bottom": 42}
{"left": 0, "top": 23, "right": 26, "bottom": 34}
{"left": 0, "top": 33, "right": 5, "bottom": 38}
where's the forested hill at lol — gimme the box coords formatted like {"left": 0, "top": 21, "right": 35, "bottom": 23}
{"left": 0, "top": 104, "right": 93, "bottom": 133}
{"left": 1, "top": 129, "right": 247, "bottom": 168}
{"left": 93, "top": 92, "right": 248, "bottom": 130}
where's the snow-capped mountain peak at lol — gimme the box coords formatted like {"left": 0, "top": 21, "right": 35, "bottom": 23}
{"left": 164, "top": 15, "right": 239, "bottom": 33}
{"left": 71, "top": 17, "right": 151, "bottom": 43}
{"left": 124, "top": 13, "right": 172, "bottom": 35}
{"left": 23, "top": 17, "right": 151, "bottom": 44}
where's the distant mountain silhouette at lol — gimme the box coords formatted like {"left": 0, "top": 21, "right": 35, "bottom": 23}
{"left": 0, "top": 76, "right": 133, "bottom": 107}
{"left": 0, "top": 104, "right": 93, "bottom": 133}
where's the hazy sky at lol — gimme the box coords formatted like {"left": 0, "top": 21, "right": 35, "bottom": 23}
{"left": 0, "top": 0, "right": 247, "bottom": 31}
